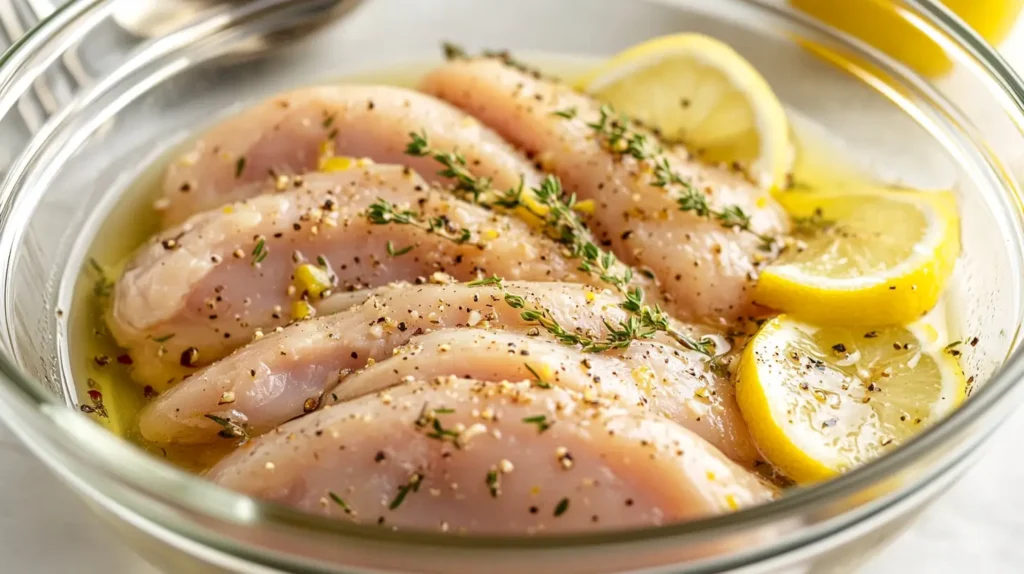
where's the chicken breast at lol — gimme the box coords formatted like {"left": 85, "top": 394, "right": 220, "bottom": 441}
{"left": 330, "top": 328, "right": 755, "bottom": 464}
{"left": 138, "top": 281, "right": 713, "bottom": 446}
{"left": 205, "top": 377, "right": 775, "bottom": 533}
{"left": 421, "top": 58, "right": 790, "bottom": 322}
{"left": 162, "top": 84, "right": 543, "bottom": 226}
{"left": 110, "top": 167, "right": 595, "bottom": 388}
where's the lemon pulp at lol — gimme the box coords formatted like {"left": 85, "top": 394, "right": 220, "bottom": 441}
{"left": 737, "top": 316, "right": 967, "bottom": 483}
{"left": 577, "top": 33, "right": 792, "bottom": 190}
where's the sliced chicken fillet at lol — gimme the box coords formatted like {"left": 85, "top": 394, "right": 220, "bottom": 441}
{"left": 138, "top": 282, "right": 712, "bottom": 445}
{"left": 205, "top": 377, "right": 775, "bottom": 533}
{"left": 162, "top": 85, "right": 543, "bottom": 226}
{"left": 421, "top": 58, "right": 789, "bottom": 322}
{"left": 331, "top": 328, "right": 756, "bottom": 464}
{"left": 110, "top": 167, "right": 595, "bottom": 387}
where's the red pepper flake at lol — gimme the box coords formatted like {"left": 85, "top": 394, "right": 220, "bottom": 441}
{"left": 116, "top": 354, "right": 133, "bottom": 365}
{"left": 80, "top": 389, "right": 108, "bottom": 418}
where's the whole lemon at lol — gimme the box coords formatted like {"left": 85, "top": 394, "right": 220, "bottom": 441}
{"left": 792, "top": 0, "right": 1023, "bottom": 77}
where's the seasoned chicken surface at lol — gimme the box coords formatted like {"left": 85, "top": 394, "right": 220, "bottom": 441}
{"left": 111, "top": 167, "right": 596, "bottom": 387}
{"left": 100, "top": 52, "right": 805, "bottom": 531}
{"left": 421, "top": 58, "right": 789, "bottom": 322}
{"left": 330, "top": 329, "right": 756, "bottom": 464}
{"left": 162, "top": 85, "right": 543, "bottom": 226}
{"left": 138, "top": 282, "right": 714, "bottom": 446}
{"left": 205, "top": 377, "right": 775, "bottom": 533}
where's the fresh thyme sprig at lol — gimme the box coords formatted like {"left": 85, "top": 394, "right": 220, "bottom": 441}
{"left": 204, "top": 414, "right": 251, "bottom": 443}
{"left": 366, "top": 198, "right": 475, "bottom": 246}
{"left": 415, "top": 404, "right": 462, "bottom": 444}
{"left": 503, "top": 289, "right": 708, "bottom": 354}
{"left": 404, "top": 132, "right": 636, "bottom": 289}
{"left": 532, "top": 176, "right": 636, "bottom": 290}
{"left": 88, "top": 258, "right": 114, "bottom": 298}
{"left": 473, "top": 278, "right": 714, "bottom": 356}
{"left": 406, "top": 130, "right": 493, "bottom": 203}
{"left": 406, "top": 132, "right": 713, "bottom": 357}
{"left": 441, "top": 42, "right": 544, "bottom": 79}
{"left": 522, "top": 414, "right": 553, "bottom": 433}
{"left": 585, "top": 105, "right": 777, "bottom": 249}
{"left": 251, "top": 237, "right": 268, "bottom": 265}
{"left": 328, "top": 491, "right": 353, "bottom": 514}
{"left": 389, "top": 472, "right": 423, "bottom": 510}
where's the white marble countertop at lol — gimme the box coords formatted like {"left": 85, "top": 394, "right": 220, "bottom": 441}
{"left": 2, "top": 7, "right": 1024, "bottom": 574}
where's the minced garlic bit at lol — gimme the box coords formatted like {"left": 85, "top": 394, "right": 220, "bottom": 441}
{"left": 294, "top": 263, "right": 334, "bottom": 299}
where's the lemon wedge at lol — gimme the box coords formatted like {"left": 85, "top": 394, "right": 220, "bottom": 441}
{"left": 577, "top": 33, "right": 792, "bottom": 190}
{"left": 755, "top": 188, "right": 959, "bottom": 326}
{"left": 736, "top": 315, "right": 967, "bottom": 483}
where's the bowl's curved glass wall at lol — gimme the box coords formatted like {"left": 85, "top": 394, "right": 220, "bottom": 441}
{"left": 0, "top": 0, "right": 1022, "bottom": 572}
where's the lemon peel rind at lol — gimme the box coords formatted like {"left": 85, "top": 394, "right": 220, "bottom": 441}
{"left": 755, "top": 190, "right": 960, "bottom": 326}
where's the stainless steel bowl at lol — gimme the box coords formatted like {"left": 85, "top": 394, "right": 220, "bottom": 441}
{"left": 0, "top": 0, "right": 1023, "bottom": 572}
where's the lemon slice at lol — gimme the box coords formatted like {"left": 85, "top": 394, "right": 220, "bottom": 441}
{"left": 755, "top": 188, "right": 960, "bottom": 326}
{"left": 577, "top": 33, "right": 792, "bottom": 190}
{"left": 736, "top": 315, "right": 967, "bottom": 483}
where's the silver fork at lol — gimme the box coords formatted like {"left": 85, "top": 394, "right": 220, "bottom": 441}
{"left": 0, "top": 0, "right": 90, "bottom": 134}
{"left": 0, "top": 0, "right": 365, "bottom": 135}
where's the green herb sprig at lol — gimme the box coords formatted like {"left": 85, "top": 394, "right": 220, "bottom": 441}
{"left": 251, "top": 238, "right": 268, "bottom": 265}
{"left": 389, "top": 472, "right": 423, "bottom": 510}
{"left": 485, "top": 468, "right": 501, "bottom": 497}
{"left": 404, "top": 133, "right": 714, "bottom": 357}
{"left": 88, "top": 258, "right": 114, "bottom": 298}
{"left": 204, "top": 414, "right": 251, "bottom": 443}
{"left": 328, "top": 491, "right": 353, "bottom": 514}
{"left": 406, "top": 130, "right": 493, "bottom": 203}
{"left": 367, "top": 198, "right": 476, "bottom": 246}
{"left": 585, "top": 105, "right": 777, "bottom": 249}
{"left": 522, "top": 414, "right": 553, "bottom": 433}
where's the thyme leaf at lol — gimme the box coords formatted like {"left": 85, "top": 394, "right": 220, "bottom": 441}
{"left": 251, "top": 238, "right": 268, "bottom": 265}
{"left": 386, "top": 240, "right": 414, "bottom": 257}
{"left": 552, "top": 106, "right": 577, "bottom": 120}
{"left": 468, "top": 275, "right": 504, "bottom": 287}
{"left": 402, "top": 133, "right": 713, "bottom": 357}
{"left": 554, "top": 497, "right": 570, "bottom": 517}
{"left": 366, "top": 198, "right": 475, "bottom": 246}
{"left": 204, "top": 414, "right": 251, "bottom": 443}
{"left": 486, "top": 468, "right": 500, "bottom": 498}
{"left": 522, "top": 414, "right": 553, "bottom": 433}
{"left": 328, "top": 491, "right": 353, "bottom": 514}
{"left": 588, "top": 105, "right": 777, "bottom": 249}
{"left": 389, "top": 472, "right": 423, "bottom": 510}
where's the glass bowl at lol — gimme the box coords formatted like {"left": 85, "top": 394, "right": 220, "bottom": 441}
{"left": 1, "top": 0, "right": 1023, "bottom": 572}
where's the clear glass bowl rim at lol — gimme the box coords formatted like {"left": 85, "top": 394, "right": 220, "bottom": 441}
{"left": 0, "top": 0, "right": 1022, "bottom": 563}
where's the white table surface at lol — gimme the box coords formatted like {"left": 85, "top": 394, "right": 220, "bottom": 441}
{"left": 3, "top": 8, "right": 1024, "bottom": 574}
